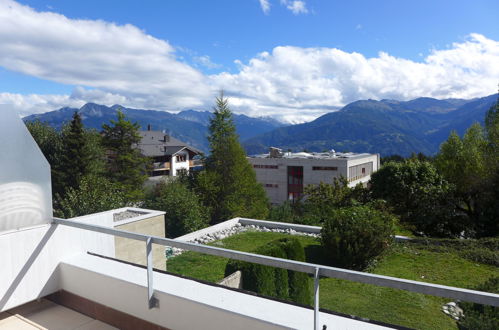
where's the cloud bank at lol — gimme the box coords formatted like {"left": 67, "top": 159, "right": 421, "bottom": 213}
{"left": 0, "top": 1, "right": 498, "bottom": 123}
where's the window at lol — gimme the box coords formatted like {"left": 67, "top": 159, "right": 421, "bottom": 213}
{"left": 287, "top": 166, "right": 303, "bottom": 201}
{"left": 253, "top": 164, "right": 278, "bottom": 169}
{"left": 312, "top": 166, "right": 337, "bottom": 171}
{"left": 176, "top": 155, "right": 186, "bottom": 162}
{"left": 264, "top": 183, "right": 278, "bottom": 188}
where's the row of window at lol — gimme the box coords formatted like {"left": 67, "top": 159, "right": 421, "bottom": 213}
{"left": 312, "top": 166, "right": 337, "bottom": 171}
{"left": 176, "top": 155, "right": 186, "bottom": 162}
{"left": 263, "top": 183, "right": 279, "bottom": 188}
{"left": 253, "top": 165, "right": 338, "bottom": 171}
{"left": 253, "top": 164, "right": 278, "bottom": 169}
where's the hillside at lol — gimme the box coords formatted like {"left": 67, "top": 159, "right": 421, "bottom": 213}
{"left": 243, "top": 94, "right": 498, "bottom": 156}
{"left": 24, "top": 103, "right": 286, "bottom": 153}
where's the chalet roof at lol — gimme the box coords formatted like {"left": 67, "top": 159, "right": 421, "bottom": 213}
{"left": 137, "top": 130, "right": 201, "bottom": 157}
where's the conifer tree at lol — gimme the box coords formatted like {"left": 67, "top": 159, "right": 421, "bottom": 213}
{"left": 59, "top": 112, "right": 88, "bottom": 193}
{"left": 197, "top": 93, "right": 268, "bottom": 223}
{"left": 101, "top": 110, "right": 149, "bottom": 202}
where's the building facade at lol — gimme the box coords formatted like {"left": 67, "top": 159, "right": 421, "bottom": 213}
{"left": 248, "top": 148, "right": 380, "bottom": 204}
{"left": 137, "top": 128, "right": 202, "bottom": 177}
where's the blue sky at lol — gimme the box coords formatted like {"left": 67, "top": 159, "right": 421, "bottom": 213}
{"left": 0, "top": 0, "right": 498, "bottom": 122}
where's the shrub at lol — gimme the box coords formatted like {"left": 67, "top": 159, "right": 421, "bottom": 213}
{"left": 225, "top": 237, "right": 311, "bottom": 305}
{"left": 146, "top": 180, "right": 209, "bottom": 238}
{"left": 370, "top": 160, "right": 466, "bottom": 238}
{"left": 320, "top": 206, "right": 395, "bottom": 270}
{"left": 55, "top": 175, "right": 126, "bottom": 218}
{"left": 458, "top": 277, "right": 499, "bottom": 330}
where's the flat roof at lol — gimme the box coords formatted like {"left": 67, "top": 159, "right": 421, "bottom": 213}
{"left": 249, "top": 151, "right": 375, "bottom": 161}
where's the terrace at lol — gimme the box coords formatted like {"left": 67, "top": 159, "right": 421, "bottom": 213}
{"left": 1, "top": 105, "right": 498, "bottom": 329}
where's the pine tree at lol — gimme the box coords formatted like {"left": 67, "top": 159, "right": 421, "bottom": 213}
{"left": 59, "top": 112, "right": 88, "bottom": 194}
{"left": 101, "top": 110, "right": 149, "bottom": 202}
{"left": 197, "top": 93, "right": 268, "bottom": 223}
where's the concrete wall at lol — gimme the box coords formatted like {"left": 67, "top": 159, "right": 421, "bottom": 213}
{"left": 114, "top": 215, "right": 166, "bottom": 270}
{"left": 218, "top": 271, "right": 243, "bottom": 289}
{"left": 60, "top": 254, "right": 386, "bottom": 330}
{"left": 248, "top": 154, "right": 380, "bottom": 204}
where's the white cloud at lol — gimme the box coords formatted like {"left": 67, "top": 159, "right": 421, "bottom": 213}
{"left": 193, "top": 55, "right": 222, "bottom": 69}
{"left": 211, "top": 34, "right": 499, "bottom": 122}
{"left": 0, "top": 1, "right": 498, "bottom": 124}
{"left": 281, "top": 0, "right": 308, "bottom": 15}
{"left": 0, "top": 0, "right": 211, "bottom": 111}
{"left": 259, "top": 0, "right": 270, "bottom": 14}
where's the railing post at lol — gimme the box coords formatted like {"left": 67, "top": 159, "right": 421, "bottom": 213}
{"left": 146, "top": 237, "right": 159, "bottom": 308}
{"left": 314, "top": 267, "right": 320, "bottom": 330}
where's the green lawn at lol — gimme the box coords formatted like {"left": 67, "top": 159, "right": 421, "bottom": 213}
{"left": 166, "top": 230, "right": 498, "bottom": 330}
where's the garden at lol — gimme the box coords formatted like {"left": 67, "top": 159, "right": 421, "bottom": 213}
{"left": 166, "top": 230, "right": 498, "bottom": 330}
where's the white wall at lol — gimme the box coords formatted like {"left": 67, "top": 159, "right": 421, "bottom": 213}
{"left": 0, "top": 222, "right": 114, "bottom": 312}
{"left": 60, "top": 254, "right": 387, "bottom": 330}
{"left": 170, "top": 150, "right": 190, "bottom": 176}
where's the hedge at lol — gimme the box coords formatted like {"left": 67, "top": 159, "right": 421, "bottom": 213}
{"left": 225, "top": 237, "right": 311, "bottom": 305}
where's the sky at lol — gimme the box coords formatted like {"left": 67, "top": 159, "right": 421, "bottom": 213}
{"left": 0, "top": 0, "right": 498, "bottom": 123}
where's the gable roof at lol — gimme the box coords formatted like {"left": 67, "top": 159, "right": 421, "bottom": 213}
{"left": 137, "top": 130, "right": 201, "bottom": 157}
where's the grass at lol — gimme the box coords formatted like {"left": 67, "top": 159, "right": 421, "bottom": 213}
{"left": 166, "top": 231, "right": 320, "bottom": 282}
{"left": 166, "top": 230, "right": 498, "bottom": 330}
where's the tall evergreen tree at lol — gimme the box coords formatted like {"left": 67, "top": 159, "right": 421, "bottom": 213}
{"left": 59, "top": 112, "right": 88, "bottom": 193}
{"left": 101, "top": 111, "right": 149, "bottom": 202}
{"left": 197, "top": 93, "right": 268, "bottom": 223}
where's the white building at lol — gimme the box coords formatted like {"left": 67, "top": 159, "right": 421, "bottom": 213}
{"left": 137, "top": 127, "right": 202, "bottom": 177}
{"left": 248, "top": 147, "right": 380, "bottom": 204}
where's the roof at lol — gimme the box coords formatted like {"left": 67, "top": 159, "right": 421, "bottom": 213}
{"left": 249, "top": 150, "right": 375, "bottom": 161}
{"left": 137, "top": 130, "right": 201, "bottom": 156}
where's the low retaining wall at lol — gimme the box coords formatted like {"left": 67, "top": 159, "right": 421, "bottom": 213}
{"left": 218, "top": 271, "right": 243, "bottom": 289}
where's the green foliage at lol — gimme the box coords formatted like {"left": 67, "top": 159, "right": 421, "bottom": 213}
{"left": 403, "top": 237, "right": 499, "bottom": 267}
{"left": 197, "top": 93, "right": 268, "bottom": 223}
{"left": 458, "top": 277, "right": 499, "bottom": 330}
{"left": 25, "top": 120, "right": 65, "bottom": 196}
{"left": 435, "top": 122, "right": 498, "bottom": 237}
{"left": 101, "top": 111, "right": 150, "bottom": 202}
{"left": 225, "top": 237, "right": 311, "bottom": 305}
{"left": 59, "top": 112, "right": 99, "bottom": 194}
{"left": 320, "top": 205, "right": 395, "bottom": 270}
{"left": 146, "top": 180, "right": 209, "bottom": 238}
{"left": 267, "top": 201, "right": 300, "bottom": 223}
{"left": 371, "top": 160, "right": 465, "bottom": 237}
{"left": 55, "top": 175, "right": 126, "bottom": 218}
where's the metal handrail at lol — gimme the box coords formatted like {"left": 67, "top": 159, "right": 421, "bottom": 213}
{"left": 53, "top": 218, "right": 499, "bottom": 329}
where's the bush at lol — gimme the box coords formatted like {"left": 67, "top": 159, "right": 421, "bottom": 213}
{"left": 458, "top": 277, "right": 499, "bottom": 330}
{"left": 146, "top": 180, "right": 209, "bottom": 238}
{"left": 370, "top": 160, "right": 466, "bottom": 238}
{"left": 55, "top": 175, "right": 126, "bottom": 218}
{"left": 320, "top": 206, "right": 395, "bottom": 270}
{"left": 225, "top": 237, "right": 311, "bottom": 305}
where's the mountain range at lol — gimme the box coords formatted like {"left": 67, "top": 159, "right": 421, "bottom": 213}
{"left": 23, "top": 103, "right": 285, "bottom": 152}
{"left": 243, "top": 94, "right": 498, "bottom": 156}
{"left": 23, "top": 94, "right": 498, "bottom": 156}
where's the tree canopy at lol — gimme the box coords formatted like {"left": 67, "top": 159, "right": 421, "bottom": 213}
{"left": 101, "top": 110, "right": 149, "bottom": 202}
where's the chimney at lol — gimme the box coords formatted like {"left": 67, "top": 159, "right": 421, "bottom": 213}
{"left": 147, "top": 124, "right": 151, "bottom": 131}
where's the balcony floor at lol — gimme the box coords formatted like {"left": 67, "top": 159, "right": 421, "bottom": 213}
{"left": 0, "top": 299, "right": 117, "bottom": 330}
